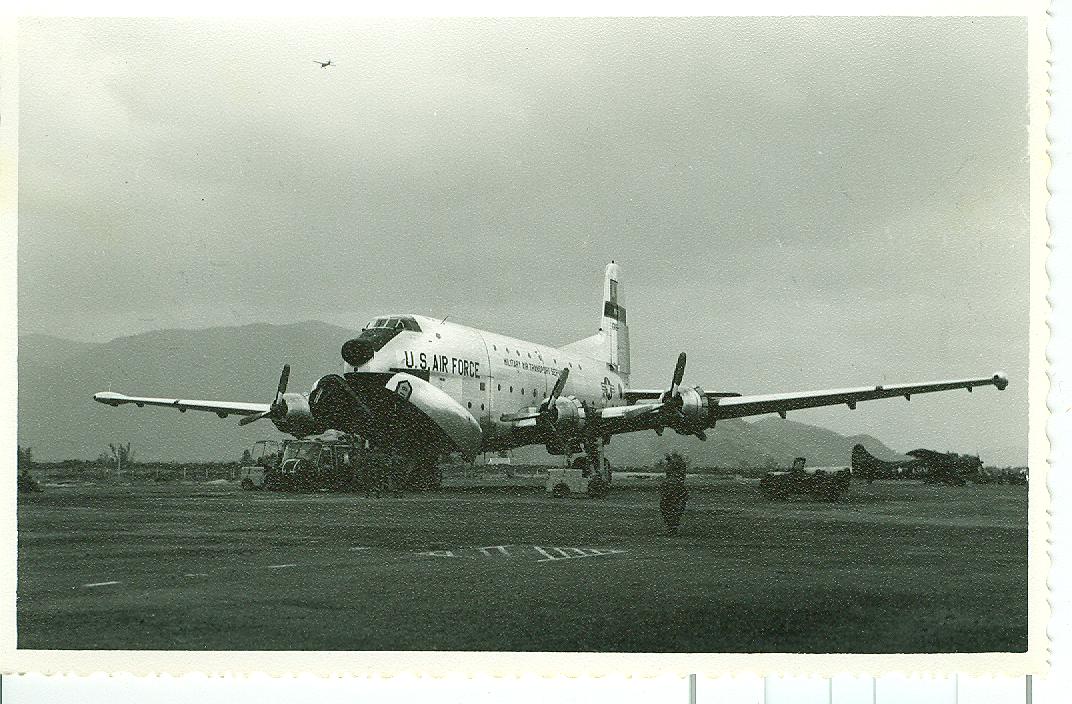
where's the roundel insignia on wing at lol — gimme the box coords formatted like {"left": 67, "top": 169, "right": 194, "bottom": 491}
{"left": 396, "top": 380, "right": 412, "bottom": 402}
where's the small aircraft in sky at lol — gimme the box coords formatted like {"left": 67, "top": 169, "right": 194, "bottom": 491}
{"left": 313, "top": 60, "right": 334, "bottom": 68}
{"left": 95, "top": 262, "right": 1008, "bottom": 487}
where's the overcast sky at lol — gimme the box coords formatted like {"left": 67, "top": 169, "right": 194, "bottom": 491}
{"left": 18, "top": 17, "right": 1029, "bottom": 463}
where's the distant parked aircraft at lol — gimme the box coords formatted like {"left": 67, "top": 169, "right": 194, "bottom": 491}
{"left": 851, "top": 444, "right": 984, "bottom": 485}
{"left": 314, "top": 59, "right": 334, "bottom": 68}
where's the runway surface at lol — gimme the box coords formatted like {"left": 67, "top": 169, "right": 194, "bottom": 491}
{"left": 17, "top": 479, "right": 1028, "bottom": 652}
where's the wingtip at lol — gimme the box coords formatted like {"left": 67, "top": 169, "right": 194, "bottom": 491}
{"left": 93, "top": 391, "right": 126, "bottom": 406}
{"left": 993, "top": 372, "right": 1009, "bottom": 391}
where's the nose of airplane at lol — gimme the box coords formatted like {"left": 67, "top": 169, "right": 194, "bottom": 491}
{"left": 341, "top": 338, "right": 375, "bottom": 368}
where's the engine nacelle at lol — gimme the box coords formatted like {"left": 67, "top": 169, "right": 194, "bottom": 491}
{"left": 384, "top": 373, "right": 483, "bottom": 460}
{"left": 552, "top": 396, "right": 587, "bottom": 434}
{"left": 543, "top": 397, "right": 587, "bottom": 456}
{"left": 673, "top": 385, "right": 710, "bottom": 434}
{"left": 272, "top": 392, "right": 319, "bottom": 438}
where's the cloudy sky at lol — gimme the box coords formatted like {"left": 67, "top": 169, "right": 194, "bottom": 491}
{"left": 18, "top": 17, "right": 1030, "bottom": 463}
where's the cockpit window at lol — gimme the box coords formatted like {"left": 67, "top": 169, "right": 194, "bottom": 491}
{"left": 364, "top": 316, "right": 422, "bottom": 332}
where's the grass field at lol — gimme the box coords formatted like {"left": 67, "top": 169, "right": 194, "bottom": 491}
{"left": 17, "top": 478, "right": 1028, "bottom": 652}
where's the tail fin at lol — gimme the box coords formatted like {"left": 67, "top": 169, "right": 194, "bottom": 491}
{"left": 561, "top": 261, "right": 631, "bottom": 383}
{"left": 602, "top": 261, "right": 630, "bottom": 380}
{"left": 851, "top": 444, "right": 879, "bottom": 483}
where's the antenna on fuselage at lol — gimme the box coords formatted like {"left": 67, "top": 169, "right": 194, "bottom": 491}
{"left": 440, "top": 315, "right": 449, "bottom": 324}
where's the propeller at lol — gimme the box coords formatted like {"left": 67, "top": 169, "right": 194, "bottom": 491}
{"left": 500, "top": 367, "right": 570, "bottom": 424}
{"left": 665, "top": 352, "right": 686, "bottom": 402}
{"left": 660, "top": 352, "right": 707, "bottom": 440}
{"left": 239, "top": 364, "right": 291, "bottom": 427}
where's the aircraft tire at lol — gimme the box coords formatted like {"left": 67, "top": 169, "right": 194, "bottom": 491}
{"left": 587, "top": 476, "right": 609, "bottom": 499}
{"left": 240, "top": 478, "right": 254, "bottom": 491}
{"left": 551, "top": 483, "right": 570, "bottom": 499}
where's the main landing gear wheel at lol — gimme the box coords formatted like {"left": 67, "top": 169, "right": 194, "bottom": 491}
{"left": 587, "top": 476, "right": 609, "bottom": 499}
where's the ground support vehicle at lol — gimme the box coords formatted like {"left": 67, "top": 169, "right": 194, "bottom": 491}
{"left": 546, "top": 456, "right": 612, "bottom": 498}
{"left": 760, "top": 457, "right": 851, "bottom": 501}
{"left": 251, "top": 434, "right": 442, "bottom": 494}
{"left": 239, "top": 440, "right": 281, "bottom": 489}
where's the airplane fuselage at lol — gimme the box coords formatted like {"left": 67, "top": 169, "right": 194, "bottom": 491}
{"left": 345, "top": 314, "right": 628, "bottom": 452}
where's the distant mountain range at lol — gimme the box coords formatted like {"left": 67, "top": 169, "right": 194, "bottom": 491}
{"left": 18, "top": 323, "right": 907, "bottom": 467}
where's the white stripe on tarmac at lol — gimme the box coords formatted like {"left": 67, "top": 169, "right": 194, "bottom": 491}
{"left": 184, "top": 573, "right": 209, "bottom": 577}
{"left": 532, "top": 546, "right": 558, "bottom": 561}
{"left": 349, "top": 547, "right": 371, "bottom": 551}
{"left": 82, "top": 581, "right": 120, "bottom": 588}
{"left": 265, "top": 563, "right": 298, "bottom": 569}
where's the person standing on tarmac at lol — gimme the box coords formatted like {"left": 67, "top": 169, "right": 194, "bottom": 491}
{"left": 659, "top": 451, "right": 689, "bottom": 535}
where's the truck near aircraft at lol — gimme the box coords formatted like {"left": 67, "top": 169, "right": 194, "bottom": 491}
{"left": 239, "top": 432, "right": 442, "bottom": 494}
{"left": 546, "top": 456, "right": 612, "bottom": 498}
{"left": 760, "top": 457, "right": 852, "bottom": 501}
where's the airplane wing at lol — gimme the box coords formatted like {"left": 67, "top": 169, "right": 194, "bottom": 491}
{"left": 93, "top": 392, "right": 269, "bottom": 419}
{"left": 596, "top": 373, "right": 1008, "bottom": 435}
{"left": 624, "top": 389, "right": 740, "bottom": 404}
{"left": 709, "top": 373, "right": 1008, "bottom": 421}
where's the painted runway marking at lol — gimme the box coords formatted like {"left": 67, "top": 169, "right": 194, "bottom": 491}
{"left": 184, "top": 573, "right": 209, "bottom": 577}
{"left": 532, "top": 546, "right": 558, "bottom": 561}
{"left": 416, "top": 550, "right": 457, "bottom": 558}
{"left": 82, "top": 581, "right": 120, "bottom": 588}
{"left": 265, "top": 563, "right": 298, "bottom": 569}
{"left": 412, "top": 545, "right": 628, "bottom": 563}
{"left": 534, "top": 547, "right": 628, "bottom": 563}
{"left": 349, "top": 547, "right": 371, "bottom": 552}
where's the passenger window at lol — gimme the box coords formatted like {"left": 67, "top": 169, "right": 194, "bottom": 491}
{"left": 479, "top": 382, "right": 486, "bottom": 391}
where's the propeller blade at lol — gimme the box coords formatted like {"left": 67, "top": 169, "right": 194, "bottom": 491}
{"left": 276, "top": 364, "right": 291, "bottom": 399}
{"left": 239, "top": 410, "right": 272, "bottom": 426}
{"left": 549, "top": 367, "right": 569, "bottom": 403}
{"left": 672, "top": 352, "right": 687, "bottom": 389}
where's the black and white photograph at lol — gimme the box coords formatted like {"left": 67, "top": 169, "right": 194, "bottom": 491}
{"left": 5, "top": 11, "right": 1048, "bottom": 673}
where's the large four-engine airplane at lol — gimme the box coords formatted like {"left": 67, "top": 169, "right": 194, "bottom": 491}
{"left": 95, "top": 262, "right": 1007, "bottom": 484}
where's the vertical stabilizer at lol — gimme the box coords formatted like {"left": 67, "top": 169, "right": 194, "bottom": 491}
{"left": 561, "top": 262, "right": 631, "bottom": 382}
{"left": 602, "top": 261, "right": 630, "bottom": 381}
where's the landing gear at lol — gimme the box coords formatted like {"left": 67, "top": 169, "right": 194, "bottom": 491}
{"left": 578, "top": 437, "right": 612, "bottom": 499}
{"left": 361, "top": 447, "right": 443, "bottom": 496}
